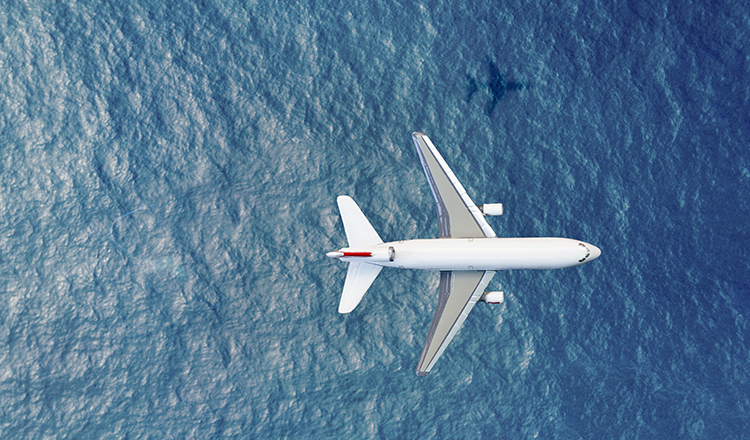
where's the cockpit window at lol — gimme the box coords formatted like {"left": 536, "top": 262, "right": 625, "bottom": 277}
{"left": 578, "top": 243, "right": 591, "bottom": 263}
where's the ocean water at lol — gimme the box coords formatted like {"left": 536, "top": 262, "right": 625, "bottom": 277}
{"left": 2, "top": 0, "right": 749, "bottom": 438}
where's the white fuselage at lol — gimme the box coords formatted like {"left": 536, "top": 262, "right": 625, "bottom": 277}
{"left": 332, "top": 238, "right": 601, "bottom": 271}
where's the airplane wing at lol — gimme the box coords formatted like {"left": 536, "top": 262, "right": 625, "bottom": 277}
{"left": 411, "top": 132, "right": 496, "bottom": 239}
{"left": 411, "top": 132, "right": 499, "bottom": 375}
{"left": 416, "top": 270, "right": 496, "bottom": 376}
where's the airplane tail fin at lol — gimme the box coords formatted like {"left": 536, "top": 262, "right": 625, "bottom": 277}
{"left": 335, "top": 196, "right": 384, "bottom": 313}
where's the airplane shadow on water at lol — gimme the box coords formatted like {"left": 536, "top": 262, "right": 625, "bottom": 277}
{"left": 466, "top": 59, "right": 530, "bottom": 116}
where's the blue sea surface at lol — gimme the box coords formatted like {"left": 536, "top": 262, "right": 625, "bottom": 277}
{"left": 2, "top": 0, "right": 749, "bottom": 438}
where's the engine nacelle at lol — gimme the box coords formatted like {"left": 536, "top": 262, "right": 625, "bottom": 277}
{"left": 481, "top": 291, "right": 505, "bottom": 304}
{"left": 479, "top": 203, "right": 503, "bottom": 216}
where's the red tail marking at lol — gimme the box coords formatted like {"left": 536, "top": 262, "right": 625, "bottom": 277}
{"left": 342, "top": 251, "right": 372, "bottom": 257}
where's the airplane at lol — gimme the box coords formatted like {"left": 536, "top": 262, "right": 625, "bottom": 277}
{"left": 326, "top": 132, "right": 601, "bottom": 376}
{"left": 467, "top": 59, "right": 528, "bottom": 116}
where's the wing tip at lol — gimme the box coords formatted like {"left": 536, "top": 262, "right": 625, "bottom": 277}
{"left": 338, "top": 303, "right": 354, "bottom": 314}
{"left": 411, "top": 132, "right": 430, "bottom": 145}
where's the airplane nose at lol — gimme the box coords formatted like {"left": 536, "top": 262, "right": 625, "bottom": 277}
{"left": 589, "top": 244, "right": 601, "bottom": 261}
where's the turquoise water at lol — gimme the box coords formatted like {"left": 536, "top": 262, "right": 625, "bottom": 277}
{"left": 1, "top": 0, "right": 749, "bottom": 438}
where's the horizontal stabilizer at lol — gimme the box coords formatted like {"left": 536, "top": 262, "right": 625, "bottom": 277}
{"left": 337, "top": 196, "right": 383, "bottom": 248}
{"left": 339, "top": 261, "right": 383, "bottom": 313}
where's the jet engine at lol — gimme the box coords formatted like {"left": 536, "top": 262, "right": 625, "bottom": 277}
{"left": 479, "top": 203, "right": 503, "bottom": 216}
{"left": 480, "top": 291, "right": 505, "bottom": 304}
